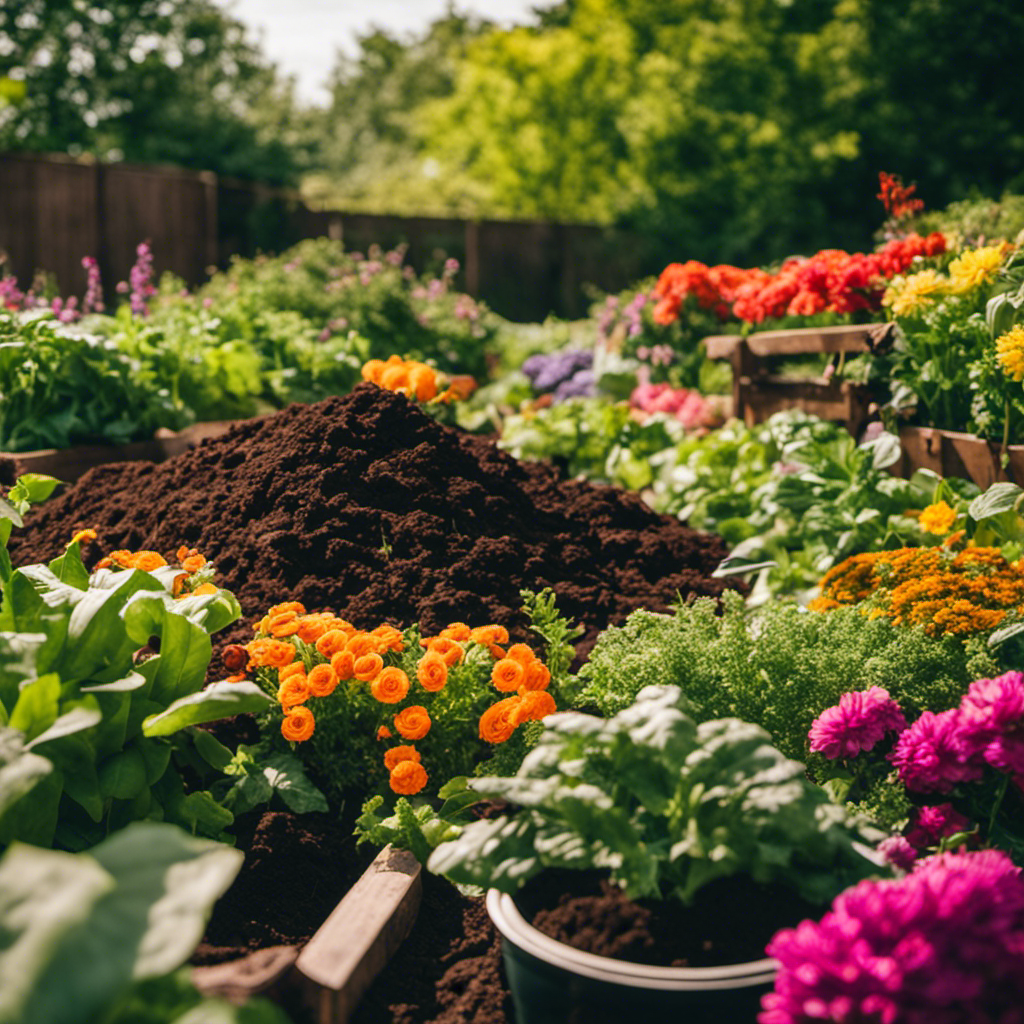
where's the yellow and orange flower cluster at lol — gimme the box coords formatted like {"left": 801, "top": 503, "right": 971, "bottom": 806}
{"left": 361, "top": 355, "right": 475, "bottom": 404}
{"left": 247, "top": 606, "right": 557, "bottom": 798}
{"left": 809, "top": 546, "right": 1024, "bottom": 638}
{"left": 95, "top": 544, "right": 218, "bottom": 599}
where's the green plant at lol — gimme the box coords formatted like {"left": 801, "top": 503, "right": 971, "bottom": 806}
{"left": 0, "top": 821, "right": 292, "bottom": 1024}
{"left": 0, "top": 541, "right": 272, "bottom": 850}
{"left": 575, "top": 591, "right": 1000, "bottom": 765}
{"left": 428, "top": 685, "right": 885, "bottom": 906}
{"left": 0, "top": 472, "right": 60, "bottom": 582}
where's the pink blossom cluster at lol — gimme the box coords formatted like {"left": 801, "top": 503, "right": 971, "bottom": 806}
{"left": 809, "top": 686, "right": 907, "bottom": 759}
{"left": 761, "top": 850, "right": 1024, "bottom": 1024}
{"left": 119, "top": 241, "right": 155, "bottom": 317}
{"left": 630, "top": 381, "right": 710, "bottom": 429}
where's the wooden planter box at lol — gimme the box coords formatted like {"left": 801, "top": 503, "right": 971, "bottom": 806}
{"left": 192, "top": 844, "right": 422, "bottom": 1024}
{"left": 897, "top": 426, "right": 1024, "bottom": 489}
{"left": 2, "top": 419, "right": 258, "bottom": 482}
{"left": 704, "top": 324, "right": 882, "bottom": 435}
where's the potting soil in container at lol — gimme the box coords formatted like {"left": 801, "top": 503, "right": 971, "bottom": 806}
{"left": 12, "top": 383, "right": 737, "bottom": 662}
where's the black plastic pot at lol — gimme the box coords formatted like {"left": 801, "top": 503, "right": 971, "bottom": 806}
{"left": 486, "top": 889, "right": 777, "bottom": 1024}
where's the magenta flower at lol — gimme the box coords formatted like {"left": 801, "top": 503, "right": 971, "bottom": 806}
{"left": 81, "top": 256, "right": 105, "bottom": 314}
{"left": 877, "top": 835, "right": 917, "bottom": 870}
{"left": 808, "top": 687, "right": 907, "bottom": 760}
{"left": 761, "top": 850, "right": 1024, "bottom": 1024}
{"left": 890, "top": 709, "right": 984, "bottom": 793}
{"left": 906, "top": 803, "right": 972, "bottom": 851}
{"left": 958, "top": 671, "right": 1024, "bottom": 778}
{"left": 126, "top": 241, "right": 155, "bottom": 317}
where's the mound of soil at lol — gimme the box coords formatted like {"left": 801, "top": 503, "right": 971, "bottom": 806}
{"left": 11, "top": 384, "right": 738, "bottom": 662}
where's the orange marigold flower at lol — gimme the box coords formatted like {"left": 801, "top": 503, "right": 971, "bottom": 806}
{"left": 268, "top": 611, "right": 301, "bottom": 638}
{"left": 416, "top": 653, "right": 448, "bottom": 692}
{"left": 191, "top": 583, "right": 218, "bottom": 596}
{"left": 377, "top": 725, "right": 392, "bottom": 740}
{"left": 380, "top": 363, "right": 411, "bottom": 391}
{"left": 133, "top": 551, "right": 168, "bottom": 571}
{"left": 427, "top": 637, "right": 464, "bottom": 667}
{"left": 278, "top": 661, "right": 307, "bottom": 682}
{"left": 919, "top": 501, "right": 958, "bottom": 535}
{"left": 295, "top": 615, "right": 331, "bottom": 644}
{"left": 278, "top": 675, "right": 311, "bottom": 708}
{"left": 172, "top": 572, "right": 188, "bottom": 597}
{"left": 346, "top": 632, "right": 384, "bottom": 660}
{"left": 394, "top": 705, "right": 431, "bottom": 741}
{"left": 71, "top": 528, "right": 97, "bottom": 545}
{"left": 511, "top": 690, "right": 556, "bottom": 726}
{"left": 246, "top": 638, "right": 296, "bottom": 669}
{"left": 267, "top": 601, "right": 307, "bottom": 618}
{"left": 408, "top": 364, "right": 438, "bottom": 402}
{"left": 384, "top": 744, "right": 421, "bottom": 771}
{"left": 308, "top": 663, "right": 340, "bottom": 698}
{"left": 96, "top": 549, "right": 133, "bottom": 569}
{"left": 176, "top": 547, "right": 207, "bottom": 573}
{"left": 440, "top": 622, "right": 472, "bottom": 642}
{"left": 362, "top": 358, "right": 387, "bottom": 383}
{"left": 372, "top": 624, "right": 405, "bottom": 652}
{"left": 331, "top": 650, "right": 356, "bottom": 681}
{"left": 505, "top": 643, "right": 536, "bottom": 666}
{"left": 521, "top": 661, "right": 551, "bottom": 692}
{"left": 371, "top": 667, "right": 410, "bottom": 704}
{"left": 281, "top": 706, "right": 315, "bottom": 742}
{"left": 488, "top": 644, "right": 507, "bottom": 660}
{"left": 479, "top": 697, "right": 521, "bottom": 744}
{"left": 491, "top": 658, "right": 525, "bottom": 693}
{"left": 354, "top": 652, "right": 385, "bottom": 682}
{"left": 317, "top": 629, "right": 352, "bottom": 658}
{"left": 470, "top": 625, "right": 509, "bottom": 647}
{"left": 389, "top": 760, "right": 428, "bottom": 796}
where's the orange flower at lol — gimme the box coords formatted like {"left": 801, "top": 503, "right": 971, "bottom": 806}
{"left": 427, "top": 637, "right": 464, "bottom": 667}
{"left": 505, "top": 643, "right": 536, "bottom": 666}
{"left": 383, "top": 744, "right": 421, "bottom": 771}
{"left": 512, "top": 690, "right": 556, "bottom": 726}
{"left": 470, "top": 625, "right": 509, "bottom": 647}
{"left": 96, "top": 549, "right": 134, "bottom": 569}
{"left": 439, "top": 622, "right": 472, "bottom": 642}
{"left": 278, "top": 675, "right": 311, "bottom": 708}
{"left": 371, "top": 667, "right": 410, "bottom": 704}
{"left": 176, "top": 547, "right": 208, "bottom": 574}
{"left": 521, "top": 661, "right": 551, "bottom": 692}
{"left": 331, "top": 650, "right": 356, "bottom": 681}
{"left": 372, "top": 624, "right": 405, "bottom": 652}
{"left": 171, "top": 573, "right": 188, "bottom": 597}
{"left": 346, "top": 632, "right": 384, "bottom": 660}
{"left": 308, "top": 663, "right": 339, "bottom": 697}
{"left": 377, "top": 725, "right": 393, "bottom": 740}
{"left": 296, "top": 615, "right": 331, "bottom": 644}
{"left": 133, "top": 551, "right": 168, "bottom": 571}
{"left": 394, "top": 705, "right": 431, "bottom": 741}
{"left": 408, "top": 365, "right": 438, "bottom": 402}
{"left": 316, "top": 629, "right": 353, "bottom": 658}
{"left": 362, "top": 358, "right": 387, "bottom": 383}
{"left": 192, "top": 583, "right": 218, "bottom": 596}
{"left": 416, "top": 653, "right": 448, "bottom": 692}
{"left": 71, "top": 528, "right": 97, "bottom": 545}
{"left": 268, "top": 611, "right": 301, "bottom": 638}
{"left": 389, "top": 760, "right": 428, "bottom": 795}
{"left": 267, "top": 601, "right": 307, "bottom": 618}
{"left": 491, "top": 658, "right": 525, "bottom": 693}
{"left": 380, "top": 363, "right": 411, "bottom": 391}
{"left": 281, "top": 706, "right": 315, "bottom": 742}
{"left": 354, "top": 653, "right": 385, "bottom": 682}
{"left": 479, "top": 697, "right": 521, "bottom": 744}
{"left": 247, "top": 638, "right": 296, "bottom": 669}
{"left": 222, "top": 644, "right": 249, "bottom": 673}
{"left": 278, "top": 661, "right": 307, "bottom": 682}
{"left": 488, "top": 644, "right": 507, "bottom": 660}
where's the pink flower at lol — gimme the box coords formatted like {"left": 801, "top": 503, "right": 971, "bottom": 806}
{"left": 906, "top": 803, "right": 972, "bottom": 850}
{"left": 958, "top": 671, "right": 1024, "bottom": 778}
{"left": 877, "top": 835, "right": 917, "bottom": 870}
{"left": 890, "top": 709, "right": 984, "bottom": 793}
{"left": 808, "top": 687, "right": 907, "bottom": 759}
{"left": 761, "top": 850, "right": 1024, "bottom": 1024}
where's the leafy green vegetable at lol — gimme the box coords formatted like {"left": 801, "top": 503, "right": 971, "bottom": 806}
{"left": 429, "top": 685, "right": 885, "bottom": 906}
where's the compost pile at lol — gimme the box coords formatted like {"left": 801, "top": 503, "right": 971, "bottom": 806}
{"left": 12, "top": 384, "right": 736, "bottom": 660}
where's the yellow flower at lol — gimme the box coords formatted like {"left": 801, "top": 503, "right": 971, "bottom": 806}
{"left": 882, "top": 269, "right": 946, "bottom": 317}
{"left": 919, "top": 500, "right": 958, "bottom": 535}
{"left": 996, "top": 325, "right": 1024, "bottom": 382}
{"left": 947, "top": 243, "right": 1010, "bottom": 293}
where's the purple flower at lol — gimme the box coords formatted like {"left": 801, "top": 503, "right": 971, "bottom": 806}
{"left": 906, "top": 803, "right": 972, "bottom": 850}
{"left": 877, "top": 835, "right": 918, "bottom": 870}
{"left": 890, "top": 709, "right": 984, "bottom": 793}
{"left": 958, "top": 671, "right": 1024, "bottom": 778}
{"left": 552, "top": 368, "right": 595, "bottom": 403}
{"left": 761, "top": 850, "right": 1024, "bottom": 1024}
{"left": 808, "top": 687, "right": 907, "bottom": 760}
{"left": 127, "top": 241, "right": 155, "bottom": 317}
{"left": 81, "top": 256, "right": 105, "bottom": 314}
{"left": 443, "top": 257, "right": 460, "bottom": 276}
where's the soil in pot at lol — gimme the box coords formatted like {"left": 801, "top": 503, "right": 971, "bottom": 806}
{"left": 515, "top": 868, "right": 819, "bottom": 969}
{"left": 11, "top": 385, "right": 740, "bottom": 668}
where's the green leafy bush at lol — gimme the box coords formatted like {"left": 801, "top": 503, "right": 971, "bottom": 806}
{"left": 576, "top": 591, "right": 1000, "bottom": 765}
{"left": 429, "top": 685, "right": 885, "bottom": 906}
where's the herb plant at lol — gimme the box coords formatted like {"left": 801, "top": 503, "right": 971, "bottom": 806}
{"left": 429, "top": 685, "right": 885, "bottom": 906}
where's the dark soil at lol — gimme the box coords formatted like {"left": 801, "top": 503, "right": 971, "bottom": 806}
{"left": 192, "top": 807, "right": 376, "bottom": 965}
{"left": 11, "top": 385, "right": 739, "bottom": 667}
{"left": 516, "top": 869, "right": 819, "bottom": 968}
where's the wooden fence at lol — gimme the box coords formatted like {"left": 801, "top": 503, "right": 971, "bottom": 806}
{"left": 0, "top": 152, "right": 647, "bottom": 321}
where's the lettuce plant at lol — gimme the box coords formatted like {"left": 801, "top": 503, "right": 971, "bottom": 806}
{"left": 0, "top": 541, "right": 273, "bottom": 850}
{"left": 429, "top": 685, "right": 886, "bottom": 906}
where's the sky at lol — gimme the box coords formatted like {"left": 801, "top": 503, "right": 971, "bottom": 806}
{"left": 219, "top": 0, "right": 543, "bottom": 106}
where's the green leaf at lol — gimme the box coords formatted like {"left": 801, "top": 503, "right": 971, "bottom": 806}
{"left": 9, "top": 674, "right": 61, "bottom": 741}
{"left": 711, "top": 555, "right": 778, "bottom": 578}
{"left": 174, "top": 791, "right": 234, "bottom": 837}
{"left": 261, "top": 753, "right": 328, "bottom": 814}
{"left": 988, "top": 621, "right": 1024, "bottom": 647}
{"left": 98, "top": 748, "right": 148, "bottom": 801}
{"left": 968, "top": 482, "right": 1024, "bottom": 522}
{"left": 25, "top": 705, "right": 102, "bottom": 750}
{"left": 190, "top": 729, "right": 233, "bottom": 772}
{"left": 142, "top": 681, "right": 272, "bottom": 738}
{"left": 47, "top": 542, "right": 90, "bottom": 591}
{"left": 0, "top": 495, "right": 23, "bottom": 529}
{"left": 0, "top": 727, "right": 53, "bottom": 820}
{"left": 12, "top": 474, "right": 61, "bottom": 505}
{"left": 862, "top": 431, "right": 902, "bottom": 471}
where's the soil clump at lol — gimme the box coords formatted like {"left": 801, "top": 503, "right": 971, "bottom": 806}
{"left": 12, "top": 384, "right": 737, "bottom": 662}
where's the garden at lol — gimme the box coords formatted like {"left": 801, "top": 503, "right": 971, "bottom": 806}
{"left": 4, "top": 171, "right": 1024, "bottom": 1024}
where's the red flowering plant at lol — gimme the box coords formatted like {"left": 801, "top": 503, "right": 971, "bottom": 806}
{"left": 809, "top": 671, "right": 1024, "bottom": 870}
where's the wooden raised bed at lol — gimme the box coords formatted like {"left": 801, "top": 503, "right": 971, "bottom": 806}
{"left": 704, "top": 324, "right": 881, "bottom": 435}
{"left": 193, "top": 844, "right": 422, "bottom": 1024}
{"left": 897, "top": 426, "right": 1024, "bottom": 490}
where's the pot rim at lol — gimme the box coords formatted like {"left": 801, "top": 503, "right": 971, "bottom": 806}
{"left": 486, "top": 889, "right": 779, "bottom": 992}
